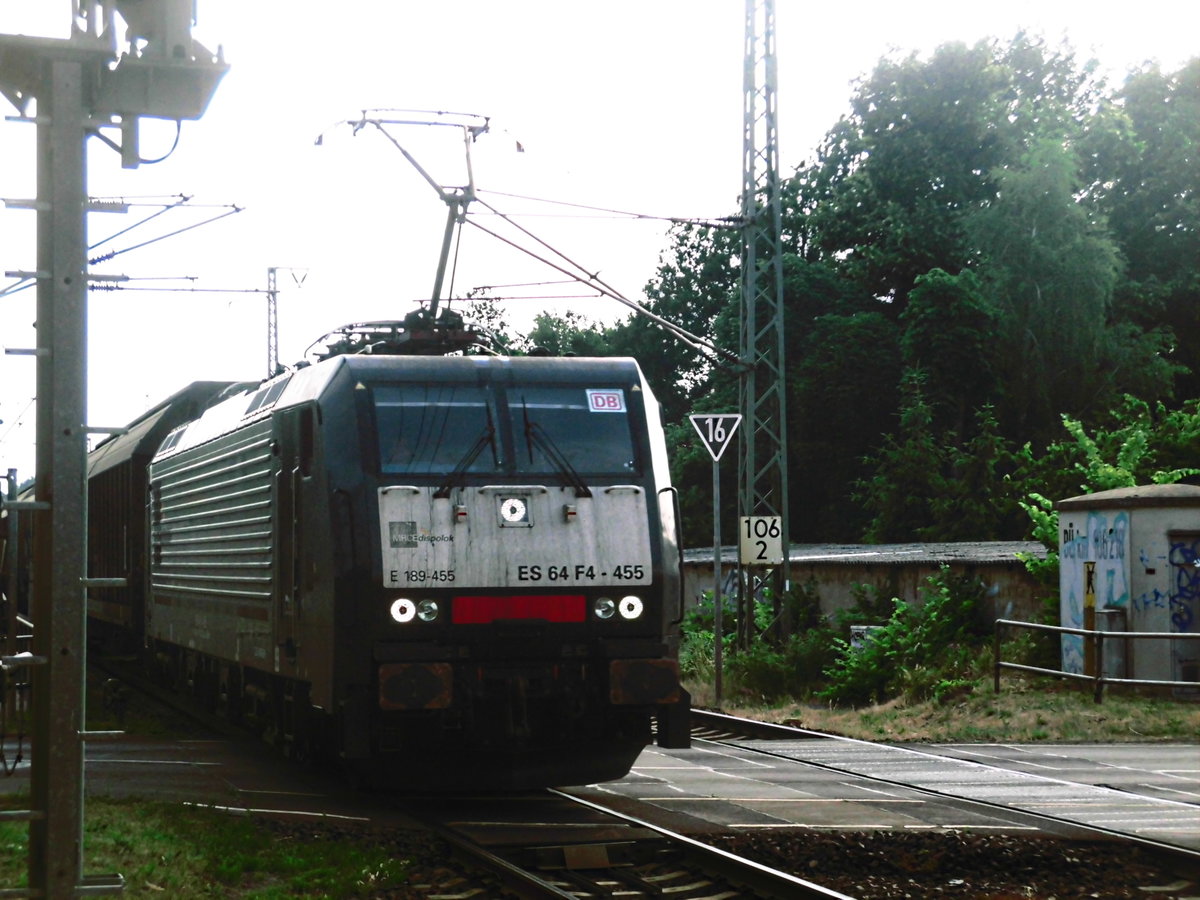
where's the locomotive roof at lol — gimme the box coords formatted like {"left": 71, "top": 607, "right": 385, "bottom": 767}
{"left": 87, "top": 381, "right": 233, "bottom": 478}
{"left": 335, "top": 353, "right": 646, "bottom": 381}
{"left": 153, "top": 354, "right": 650, "bottom": 463}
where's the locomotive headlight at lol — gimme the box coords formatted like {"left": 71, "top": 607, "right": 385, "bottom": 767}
{"left": 416, "top": 599, "right": 440, "bottom": 623}
{"left": 389, "top": 597, "right": 417, "bottom": 624}
{"left": 618, "top": 595, "right": 644, "bottom": 620}
{"left": 593, "top": 596, "right": 616, "bottom": 620}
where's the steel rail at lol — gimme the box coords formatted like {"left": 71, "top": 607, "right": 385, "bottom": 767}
{"left": 690, "top": 708, "right": 1200, "bottom": 871}
{"left": 547, "top": 787, "right": 854, "bottom": 899}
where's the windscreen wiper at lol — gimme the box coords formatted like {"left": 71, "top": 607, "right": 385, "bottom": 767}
{"left": 433, "top": 407, "right": 497, "bottom": 498}
{"left": 522, "top": 404, "right": 592, "bottom": 498}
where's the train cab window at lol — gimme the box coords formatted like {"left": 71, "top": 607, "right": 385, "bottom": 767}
{"left": 374, "top": 384, "right": 498, "bottom": 475}
{"left": 507, "top": 387, "right": 638, "bottom": 475}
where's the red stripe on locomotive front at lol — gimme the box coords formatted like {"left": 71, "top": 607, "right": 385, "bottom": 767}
{"left": 452, "top": 595, "right": 587, "bottom": 624}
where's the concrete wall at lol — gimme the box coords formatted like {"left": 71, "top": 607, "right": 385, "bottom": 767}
{"left": 683, "top": 544, "right": 1047, "bottom": 631}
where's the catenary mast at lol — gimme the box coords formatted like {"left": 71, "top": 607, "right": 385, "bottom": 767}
{"left": 738, "top": 0, "right": 790, "bottom": 640}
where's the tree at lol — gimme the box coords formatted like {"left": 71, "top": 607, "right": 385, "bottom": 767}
{"left": 622, "top": 222, "right": 743, "bottom": 423}
{"left": 1089, "top": 59, "right": 1200, "bottom": 396}
{"left": 790, "top": 307, "right": 902, "bottom": 541}
{"left": 801, "top": 34, "right": 1111, "bottom": 314}
{"left": 900, "top": 268, "right": 1001, "bottom": 441}
{"left": 966, "top": 138, "right": 1123, "bottom": 439}
{"left": 519, "top": 310, "right": 611, "bottom": 357}
{"left": 604, "top": 36, "right": 1196, "bottom": 547}
{"left": 925, "top": 406, "right": 1023, "bottom": 541}
{"left": 461, "top": 297, "right": 518, "bottom": 355}
{"left": 855, "top": 372, "right": 943, "bottom": 542}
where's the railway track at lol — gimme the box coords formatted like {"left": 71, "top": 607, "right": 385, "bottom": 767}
{"left": 404, "top": 788, "right": 853, "bottom": 899}
{"left": 690, "top": 708, "right": 1200, "bottom": 874}
{"left": 19, "top": 664, "right": 1199, "bottom": 896}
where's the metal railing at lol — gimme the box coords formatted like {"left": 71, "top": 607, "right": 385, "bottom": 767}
{"left": 993, "top": 618, "right": 1200, "bottom": 703}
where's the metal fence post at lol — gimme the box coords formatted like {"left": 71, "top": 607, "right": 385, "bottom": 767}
{"left": 993, "top": 622, "right": 1001, "bottom": 694}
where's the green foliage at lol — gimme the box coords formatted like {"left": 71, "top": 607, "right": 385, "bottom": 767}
{"left": 678, "top": 590, "right": 734, "bottom": 683}
{"left": 680, "top": 586, "right": 839, "bottom": 701}
{"left": 473, "top": 40, "right": 1200, "bottom": 550}
{"left": 1016, "top": 492, "right": 1061, "bottom": 587}
{"left": 1013, "top": 397, "right": 1200, "bottom": 585}
{"left": 900, "top": 268, "right": 1001, "bottom": 438}
{"left": 927, "top": 406, "right": 1025, "bottom": 540}
{"left": 790, "top": 304, "right": 902, "bottom": 540}
{"left": 519, "top": 310, "right": 611, "bottom": 357}
{"left": 967, "top": 137, "right": 1132, "bottom": 438}
{"left": 0, "top": 797, "right": 415, "bottom": 897}
{"left": 461, "top": 297, "right": 518, "bottom": 355}
{"left": 819, "top": 567, "right": 988, "bottom": 707}
{"left": 678, "top": 626, "right": 716, "bottom": 683}
{"left": 724, "top": 639, "right": 791, "bottom": 699}
{"left": 1094, "top": 60, "right": 1200, "bottom": 396}
{"left": 855, "top": 371, "right": 941, "bottom": 542}
{"left": 1055, "top": 397, "right": 1200, "bottom": 492}
{"left": 681, "top": 571, "right": 992, "bottom": 707}
{"left": 840, "top": 581, "right": 895, "bottom": 626}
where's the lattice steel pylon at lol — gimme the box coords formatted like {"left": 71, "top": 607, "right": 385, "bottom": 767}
{"left": 0, "top": 4, "right": 225, "bottom": 895}
{"left": 737, "top": 0, "right": 789, "bottom": 641}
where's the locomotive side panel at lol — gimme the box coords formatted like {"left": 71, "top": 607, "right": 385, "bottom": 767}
{"left": 274, "top": 402, "right": 338, "bottom": 712}
{"left": 148, "top": 419, "right": 275, "bottom": 668}
{"left": 86, "top": 382, "right": 236, "bottom": 652}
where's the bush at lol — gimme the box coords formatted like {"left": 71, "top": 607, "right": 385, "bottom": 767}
{"left": 680, "top": 585, "right": 838, "bottom": 701}
{"left": 680, "top": 569, "right": 993, "bottom": 707}
{"left": 819, "top": 566, "right": 988, "bottom": 706}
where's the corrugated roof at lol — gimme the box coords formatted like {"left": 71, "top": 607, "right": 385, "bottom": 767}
{"left": 683, "top": 541, "right": 1046, "bottom": 566}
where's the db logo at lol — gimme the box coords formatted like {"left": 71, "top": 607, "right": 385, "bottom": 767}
{"left": 587, "top": 389, "right": 625, "bottom": 412}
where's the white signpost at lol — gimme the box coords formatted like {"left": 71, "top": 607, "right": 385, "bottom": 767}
{"left": 689, "top": 413, "right": 741, "bottom": 706}
{"left": 740, "top": 515, "right": 784, "bottom": 566}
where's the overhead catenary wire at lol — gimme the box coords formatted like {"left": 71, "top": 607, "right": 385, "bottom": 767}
{"left": 478, "top": 188, "right": 742, "bottom": 230}
{"left": 88, "top": 204, "right": 244, "bottom": 264}
{"left": 467, "top": 197, "right": 742, "bottom": 370}
{"left": 87, "top": 193, "right": 194, "bottom": 252}
{"left": 0, "top": 396, "right": 35, "bottom": 453}
{"left": 1, "top": 197, "right": 243, "bottom": 298}
{"left": 330, "top": 111, "right": 741, "bottom": 369}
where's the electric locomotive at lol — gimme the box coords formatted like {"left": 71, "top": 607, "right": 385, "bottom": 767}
{"left": 88, "top": 320, "right": 690, "bottom": 789}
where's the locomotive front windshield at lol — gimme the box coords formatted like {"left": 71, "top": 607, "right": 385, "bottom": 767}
{"left": 373, "top": 382, "right": 639, "bottom": 477}
{"left": 507, "top": 386, "right": 637, "bottom": 475}
{"left": 376, "top": 384, "right": 498, "bottom": 475}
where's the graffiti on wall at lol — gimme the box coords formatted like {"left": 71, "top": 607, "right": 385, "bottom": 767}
{"left": 1168, "top": 536, "right": 1199, "bottom": 634}
{"left": 1059, "top": 510, "right": 1129, "bottom": 674}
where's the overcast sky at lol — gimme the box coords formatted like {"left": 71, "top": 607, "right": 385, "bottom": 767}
{"left": 1, "top": 1, "right": 1196, "bottom": 478}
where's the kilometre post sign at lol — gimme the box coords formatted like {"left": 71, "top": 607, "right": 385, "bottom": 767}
{"left": 740, "top": 515, "right": 783, "bottom": 566}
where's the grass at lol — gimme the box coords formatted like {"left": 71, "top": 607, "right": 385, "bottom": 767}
{"left": 1, "top": 661, "right": 1192, "bottom": 897}
{"left": 686, "top": 673, "right": 1200, "bottom": 743}
{"left": 0, "top": 796, "right": 430, "bottom": 898}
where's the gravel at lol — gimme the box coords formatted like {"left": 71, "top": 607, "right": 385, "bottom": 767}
{"left": 705, "top": 830, "right": 1199, "bottom": 899}
{"left": 259, "top": 818, "right": 1198, "bottom": 898}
